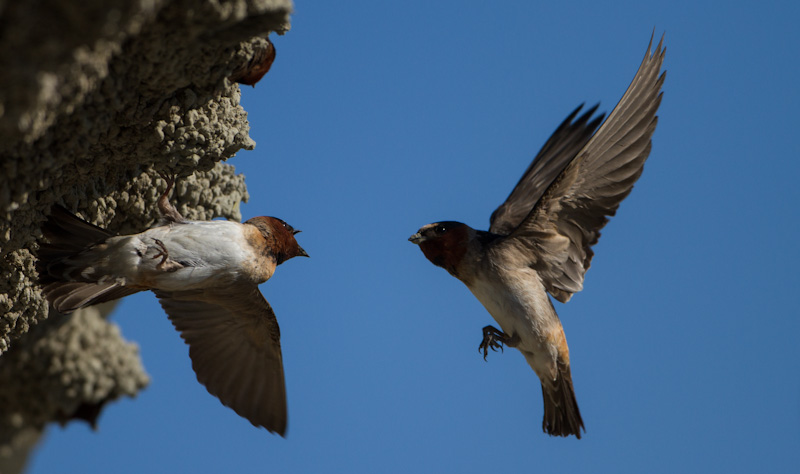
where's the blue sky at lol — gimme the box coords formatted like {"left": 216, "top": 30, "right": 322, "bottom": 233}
{"left": 29, "top": 1, "right": 800, "bottom": 473}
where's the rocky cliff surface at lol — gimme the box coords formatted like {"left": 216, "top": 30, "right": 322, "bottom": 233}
{"left": 0, "top": 1, "right": 292, "bottom": 470}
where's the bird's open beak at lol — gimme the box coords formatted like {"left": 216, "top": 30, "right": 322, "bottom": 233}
{"left": 293, "top": 229, "right": 302, "bottom": 235}
{"left": 297, "top": 246, "right": 309, "bottom": 258}
{"left": 408, "top": 233, "right": 425, "bottom": 245}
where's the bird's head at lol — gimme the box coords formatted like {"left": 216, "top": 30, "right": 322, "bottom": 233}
{"left": 245, "top": 216, "right": 309, "bottom": 265}
{"left": 408, "top": 221, "right": 471, "bottom": 277}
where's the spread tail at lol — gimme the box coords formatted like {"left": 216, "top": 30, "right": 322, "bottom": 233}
{"left": 540, "top": 361, "right": 584, "bottom": 438}
{"left": 36, "top": 206, "right": 141, "bottom": 313}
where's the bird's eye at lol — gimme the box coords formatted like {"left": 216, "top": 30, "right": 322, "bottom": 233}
{"left": 436, "top": 224, "right": 447, "bottom": 233}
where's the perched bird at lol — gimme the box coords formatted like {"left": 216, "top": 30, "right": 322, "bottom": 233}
{"left": 230, "top": 37, "right": 276, "bottom": 87}
{"left": 36, "top": 175, "right": 308, "bottom": 436}
{"left": 409, "top": 36, "right": 666, "bottom": 439}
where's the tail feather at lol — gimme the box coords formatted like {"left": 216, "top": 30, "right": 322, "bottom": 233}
{"left": 37, "top": 206, "right": 142, "bottom": 313}
{"left": 541, "top": 361, "right": 584, "bottom": 438}
{"left": 42, "top": 281, "right": 140, "bottom": 314}
{"left": 37, "top": 206, "right": 113, "bottom": 283}
{"left": 41, "top": 206, "right": 113, "bottom": 247}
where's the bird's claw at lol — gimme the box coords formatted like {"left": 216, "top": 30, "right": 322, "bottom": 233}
{"left": 480, "top": 339, "right": 504, "bottom": 361}
{"left": 150, "top": 238, "right": 182, "bottom": 272}
{"left": 155, "top": 171, "right": 185, "bottom": 223}
{"left": 157, "top": 171, "right": 174, "bottom": 189}
{"left": 152, "top": 238, "right": 169, "bottom": 265}
{"left": 479, "top": 325, "right": 509, "bottom": 361}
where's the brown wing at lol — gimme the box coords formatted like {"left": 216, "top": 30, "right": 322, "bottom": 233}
{"left": 489, "top": 104, "right": 605, "bottom": 236}
{"left": 499, "top": 35, "right": 666, "bottom": 303}
{"left": 155, "top": 285, "right": 288, "bottom": 435}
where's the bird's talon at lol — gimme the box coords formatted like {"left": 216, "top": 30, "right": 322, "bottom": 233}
{"left": 479, "top": 325, "right": 511, "bottom": 361}
{"left": 156, "top": 171, "right": 184, "bottom": 223}
{"left": 151, "top": 238, "right": 171, "bottom": 267}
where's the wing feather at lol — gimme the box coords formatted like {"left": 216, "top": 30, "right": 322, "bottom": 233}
{"left": 498, "top": 35, "right": 666, "bottom": 303}
{"left": 155, "top": 285, "right": 288, "bottom": 435}
{"left": 489, "top": 104, "right": 605, "bottom": 236}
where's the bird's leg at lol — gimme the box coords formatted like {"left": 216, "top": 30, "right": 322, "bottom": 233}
{"left": 479, "top": 325, "right": 519, "bottom": 361}
{"left": 156, "top": 172, "right": 185, "bottom": 223}
{"left": 151, "top": 238, "right": 182, "bottom": 272}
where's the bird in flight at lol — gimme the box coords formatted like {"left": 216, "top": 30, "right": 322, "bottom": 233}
{"left": 36, "top": 174, "right": 308, "bottom": 436}
{"left": 409, "top": 35, "right": 666, "bottom": 438}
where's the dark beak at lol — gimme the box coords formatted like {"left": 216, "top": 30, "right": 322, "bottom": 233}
{"left": 293, "top": 229, "right": 302, "bottom": 235}
{"left": 297, "top": 246, "right": 309, "bottom": 258}
{"left": 408, "top": 233, "right": 425, "bottom": 245}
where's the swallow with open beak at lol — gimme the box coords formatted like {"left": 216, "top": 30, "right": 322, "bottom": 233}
{"left": 409, "top": 36, "right": 666, "bottom": 438}
{"left": 36, "top": 174, "right": 308, "bottom": 436}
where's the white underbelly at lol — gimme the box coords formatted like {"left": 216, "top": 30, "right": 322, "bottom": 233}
{"left": 466, "top": 268, "right": 557, "bottom": 355}
{"left": 131, "top": 221, "right": 250, "bottom": 290}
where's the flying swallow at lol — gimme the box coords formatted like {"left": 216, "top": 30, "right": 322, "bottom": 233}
{"left": 409, "top": 36, "right": 666, "bottom": 438}
{"left": 36, "top": 175, "right": 308, "bottom": 436}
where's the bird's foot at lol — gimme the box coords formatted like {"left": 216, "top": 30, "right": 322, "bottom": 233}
{"left": 479, "top": 325, "right": 518, "bottom": 361}
{"left": 156, "top": 171, "right": 185, "bottom": 223}
{"left": 151, "top": 238, "right": 182, "bottom": 272}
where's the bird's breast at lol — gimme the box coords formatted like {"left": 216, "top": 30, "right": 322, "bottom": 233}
{"left": 137, "top": 221, "right": 275, "bottom": 290}
{"left": 465, "top": 263, "right": 558, "bottom": 346}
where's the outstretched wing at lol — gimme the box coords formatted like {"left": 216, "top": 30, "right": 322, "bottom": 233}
{"left": 156, "top": 285, "right": 288, "bottom": 435}
{"left": 489, "top": 104, "right": 605, "bottom": 236}
{"left": 499, "top": 35, "right": 666, "bottom": 303}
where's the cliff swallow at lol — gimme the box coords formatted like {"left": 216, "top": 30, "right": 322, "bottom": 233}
{"left": 409, "top": 36, "right": 666, "bottom": 438}
{"left": 36, "top": 175, "right": 308, "bottom": 436}
{"left": 230, "top": 37, "right": 276, "bottom": 87}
